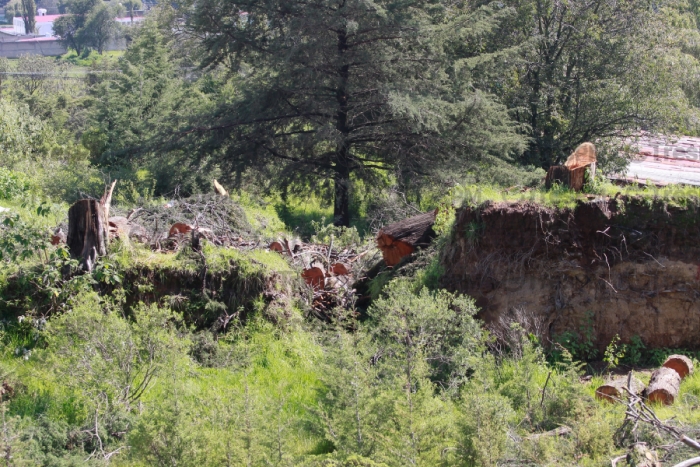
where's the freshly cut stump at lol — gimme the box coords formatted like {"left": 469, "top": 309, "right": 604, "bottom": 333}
{"left": 169, "top": 223, "right": 193, "bottom": 237}
{"left": 269, "top": 241, "right": 284, "bottom": 253}
{"left": 662, "top": 355, "right": 694, "bottom": 379}
{"left": 644, "top": 367, "right": 681, "bottom": 405}
{"left": 595, "top": 376, "right": 643, "bottom": 403}
{"left": 331, "top": 262, "right": 350, "bottom": 276}
{"left": 302, "top": 265, "right": 326, "bottom": 290}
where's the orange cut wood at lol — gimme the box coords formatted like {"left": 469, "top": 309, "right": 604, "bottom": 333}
{"left": 645, "top": 367, "right": 681, "bottom": 405}
{"left": 662, "top": 355, "right": 694, "bottom": 379}
{"left": 302, "top": 267, "right": 326, "bottom": 290}
{"left": 331, "top": 262, "right": 350, "bottom": 276}
{"left": 269, "top": 241, "right": 284, "bottom": 253}
{"left": 376, "top": 211, "right": 437, "bottom": 267}
{"left": 565, "top": 142, "right": 597, "bottom": 170}
{"left": 169, "top": 223, "right": 193, "bottom": 237}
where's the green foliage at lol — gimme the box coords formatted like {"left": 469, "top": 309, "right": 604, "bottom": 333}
{"left": 621, "top": 335, "right": 646, "bottom": 367}
{"left": 603, "top": 334, "right": 626, "bottom": 371}
{"left": 459, "top": 391, "right": 515, "bottom": 467}
{"left": 551, "top": 312, "right": 598, "bottom": 363}
{"left": 0, "top": 168, "right": 31, "bottom": 200}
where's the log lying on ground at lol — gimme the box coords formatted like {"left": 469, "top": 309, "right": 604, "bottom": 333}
{"left": 67, "top": 199, "right": 107, "bottom": 272}
{"left": 376, "top": 210, "right": 437, "bottom": 267}
{"left": 644, "top": 367, "right": 681, "bottom": 405}
{"left": 663, "top": 355, "right": 694, "bottom": 379}
{"left": 595, "top": 376, "right": 644, "bottom": 403}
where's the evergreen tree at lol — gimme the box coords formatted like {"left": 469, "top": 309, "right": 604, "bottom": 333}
{"left": 471, "top": 0, "right": 697, "bottom": 170}
{"left": 170, "top": 0, "right": 524, "bottom": 225}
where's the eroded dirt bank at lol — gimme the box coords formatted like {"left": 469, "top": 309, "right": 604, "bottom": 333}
{"left": 440, "top": 197, "right": 700, "bottom": 350}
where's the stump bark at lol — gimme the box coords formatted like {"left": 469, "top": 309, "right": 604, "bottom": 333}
{"left": 376, "top": 210, "right": 437, "bottom": 267}
{"left": 67, "top": 199, "right": 107, "bottom": 272}
{"left": 545, "top": 165, "right": 588, "bottom": 191}
{"left": 644, "top": 367, "right": 681, "bottom": 405}
{"left": 663, "top": 355, "right": 694, "bottom": 379}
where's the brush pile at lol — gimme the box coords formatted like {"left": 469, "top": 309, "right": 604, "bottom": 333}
{"left": 268, "top": 237, "right": 370, "bottom": 320}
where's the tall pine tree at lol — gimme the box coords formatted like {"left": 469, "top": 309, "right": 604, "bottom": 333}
{"left": 172, "top": 0, "right": 524, "bottom": 225}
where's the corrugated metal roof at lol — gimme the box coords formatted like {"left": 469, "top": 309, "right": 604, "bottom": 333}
{"left": 619, "top": 136, "right": 700, "bottom": 186}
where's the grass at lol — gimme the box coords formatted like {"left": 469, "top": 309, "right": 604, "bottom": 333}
{"left": 451, "top": 179, "right": 700, "bottom": 210}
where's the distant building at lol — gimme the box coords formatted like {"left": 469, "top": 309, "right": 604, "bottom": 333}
{"left": 0, "top": 13, "right": 144, "bottom": 56}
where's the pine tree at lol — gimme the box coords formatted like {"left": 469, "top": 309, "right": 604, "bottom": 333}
{"left": 170, "top": 0, "right": 524, "bottom": 225}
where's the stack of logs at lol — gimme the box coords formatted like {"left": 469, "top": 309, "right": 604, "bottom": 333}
{"left": 269, "top": 237, "right": 362, "bottom": 318}
{"left": 596, "top": 354, "right": 694, "bottom": 405}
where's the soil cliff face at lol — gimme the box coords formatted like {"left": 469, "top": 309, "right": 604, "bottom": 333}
{"left": 440, "top": 197, "right": 700, "bottom": 350}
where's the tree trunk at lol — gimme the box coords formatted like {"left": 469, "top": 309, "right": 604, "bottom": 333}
{"left": 663, "top": 355, "right": 694, "bottom": 380}
{"left": 644, "top": 367, "right": 681, "bottom": 405}
{"left": 67, "top": 199, "right": 107, "bottom": 272}
{"left": 333, "top": 169, "right": 351, "bottom": 227}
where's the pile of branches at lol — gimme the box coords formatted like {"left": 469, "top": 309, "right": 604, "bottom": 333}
{"left": 269, "top": 237, "right": 372, "bottom": 321}
{"left": 110, "top": 194, "right": 258, "bottom": 251}
{"left": 612, "top": 372, "right": 700, "bottom": 467}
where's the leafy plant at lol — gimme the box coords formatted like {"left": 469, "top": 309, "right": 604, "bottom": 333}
{"left": 603, "top": 334, "right": 625, "bottom": 371}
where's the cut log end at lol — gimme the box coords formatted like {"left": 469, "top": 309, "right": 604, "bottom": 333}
{"left": 595, "top": 376, "right": 643, "bottom": 403}
{"left": 331, "top": 262, "right": 350, "bottom": 276}
{"left": 302, "top": 266, "right": 326, "bottom": 290}
{"left": 169, "top": 223, "right": 193, "bottom": 237}
{"left": 645, "top": 367, "right": 681, "bottom": 406}
{"left": 269, "top": 241, "right": 284, "bottom": 253}
{"left": 663, "top": 355, "right": 694, "bottom": 379}
{"left": 376, "top": 211, "right": 436, "bottom": 267}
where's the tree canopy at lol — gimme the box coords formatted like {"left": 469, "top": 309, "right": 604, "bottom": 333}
{"left": 170, "top": 0, "right": 525, "bottom": 225}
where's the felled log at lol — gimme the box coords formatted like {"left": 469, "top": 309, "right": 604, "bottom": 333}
{"left": 302, "top": 264, "right": 326, "bottom": 290}
{"left": 595, "top": 376, "right": 643, "bottom": 403}
{"left": 663, "top": 355, "right": 694, "bottom": 379}
{"left": 269, "top": 241, "right": 284, "bottom": 253}
{"left": 644, "top": 367, "right": 681, "bottom": 405}
{"left": 67, "top": 199, "right": 107, "bottom": 272}
{"left": 376, "top": 210, "right": 437, "bottom": 267}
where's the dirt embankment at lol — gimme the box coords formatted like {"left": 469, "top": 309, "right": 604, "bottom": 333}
{"left": 440, "top": 197, "right": 700, "bottom": 350}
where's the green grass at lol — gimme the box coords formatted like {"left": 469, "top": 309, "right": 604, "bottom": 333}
{"left": 450, "top": 179, "right": 700, "bottom": 210}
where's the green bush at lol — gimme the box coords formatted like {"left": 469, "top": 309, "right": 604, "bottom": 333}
{"left": 0, "top": 167, "right": 30, "bottom": 200}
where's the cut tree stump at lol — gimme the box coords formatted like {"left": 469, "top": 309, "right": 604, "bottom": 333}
{"left": 545, "top": 165, "right": 588, "bottom": 191}
{"left": 302, "top": 264, "right": 326, "bottom": 290}
{"left": 595, "top": 376, "right": 644, "bottom": 403}
{"left": 67, "top": 199, "right": 107, "bottom": 272}
{"left": 644, "top": 367, "right": 681, "bottom": 405}
{"left": 663, "top": 354, "right": 694, "bottom": 379}
{"left": 376, "top": 210, "right": 437, "bottom": 267}
{"left": 331, "top": 262, "right": 350, "bottom": 276}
